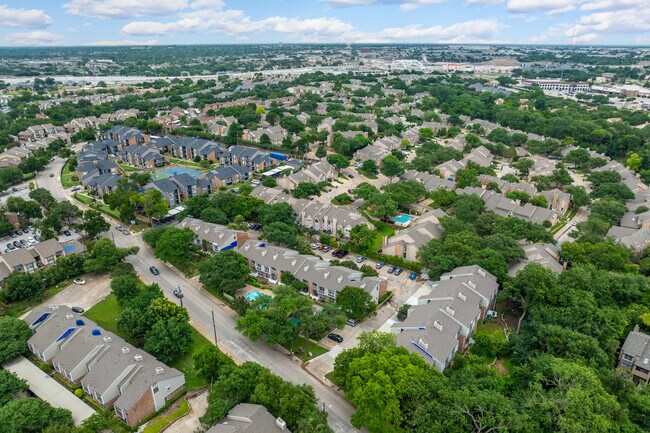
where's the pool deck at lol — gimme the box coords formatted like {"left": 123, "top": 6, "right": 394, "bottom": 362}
{"left": 236, "top": 285, "right": 274, "bottom": 299}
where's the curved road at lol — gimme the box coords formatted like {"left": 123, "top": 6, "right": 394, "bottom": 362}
{"left": 42, "top": 157, "right": 360, "bottom": 433}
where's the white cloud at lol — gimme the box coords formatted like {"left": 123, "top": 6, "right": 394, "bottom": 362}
{"left": 466, "top": 0, "right": 504, "bottom": 5}
{"left": 570, "top": 9, "right": 650, "bottom": 43}
{"left": 264, "top": 17, "right": 354, "bottom": 35}
{"left": 377, "top": 19, "right": 506, "bottom": 42}
{"left": 62, "top": 0, "right": 189, "bottom": 19}
{"left": 4, "top": 31, "right": 62, "bottom": 46}
{"left": 580, "top": 0, "right": 646, "bottom": 12}
{"left": 507, "top": 0, "right": 580, "bottom": 15}
{"left": 190, "top": 0, "right": 224, "bottom": 8}
{"left": 86, "top": 39, "right": 158, "bottom": 46}
{"left": 322, "top": 0, "right": 445, "bottom": 10}
{"left": 0, "top": 5, "right": 52, "bottom": 28}
{"left": 508, "top": 13, "right": 537, "bottom": 22}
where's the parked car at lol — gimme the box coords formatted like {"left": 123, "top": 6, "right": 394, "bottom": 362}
{"left": 173, "top": 288, "right": 184, "bottom": 298}
{"left": 311, "top": 243, "right": 321, "bottom": 250}
{"left": 121, "top": 228, "right": 131, "bottom": 235}
{"left": 13, "top": 241, "right": 20, "bottom": 248}
{"left": 6, "top": 243, "right": 13, "bottom": 249}
{"left": 115, "top": 224, "right": 122, "bottom": 230}
{"left": 328, "top": 333, "right": 344, "bottom": 343}
{"left": 27, "top": 237, "right": 34, "bottom": 243}
{"left": 409, "top": 272, "right": 417, "bottom": 280}
{"left": 15, "top": 230, "right": 22, "bottom": 235}
{"left": 74, "top": 278, "right": 86, "bottom": 285}
{"left": 4, "top": 248, "right": 10, "bottom": 253}
{"left": 322, "top": 246, "right": 332, "bottom": 252}
{"left": 50, "top": 173, "right": 54, "bottom": 178}
{"left": 150, "top": 266, "right": 160, "bottom": 276}
{"left": 71, "top": 306, "right": 85, "bottom": 314}
{"left": 346, "top": 318, "right": 358, "bottom": 327}
{"left": 394, "top": 268, "right": 403, "bottom": 276}
{"left": 71, "top": 186, "right": 81, "bottom": 192}
{"left": 356, "top": 256, "right": 366, "bottom": 263}
{"left": 63, "top": 230, "right": 72, "bottom": 236}
{"left": 9, "top": 232, "right": 17, "bottom": 238}
{"left": 387, "top": 266, "right": 396, "bottom": 274}
{"left": 23, "top": 228, "right": 30, "bottom": 233}
{"left": 19, "top": 239, "right": 26, "bottom": 246}
{"left": 375, "top": 262, "right": 385, "bottom": 269}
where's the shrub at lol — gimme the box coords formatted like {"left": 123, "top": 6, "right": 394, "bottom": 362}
{"left": 74, "top": 389, "right": 84, "bottom": 398}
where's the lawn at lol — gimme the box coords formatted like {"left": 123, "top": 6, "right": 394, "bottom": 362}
{"left": 168, "top": 157, "right": 211, "bottom": 169}
{"left": 142, "top": 399, "right": 189, "bottom": 433}
{"left": 73, "top": 193, "right": 121, "bottom": 220}
{"left": 118, "top": 163, "right": 141, "bottom": 173}
{"left": 324, "top": 371, "right": 342, "bottom": 388}
{"left": 331, "top": 196, "right": 352, "bottom": 206}
{"left": 85, "top": 293, "right": 212, "bottom": 389}
{"left": 61, "top": 161, "right": 80, "bottom": 189}
{"left": 370, "top": 219, "right": 395, "bottom": 252}
{"left": 73, "top": 193, "right": 93, "bottom": 205}
{"left": 357, "top": 168, "right": 378, "bottom": 179}
{"left": 284, "top": 336, "right": 328, "bottom": 362}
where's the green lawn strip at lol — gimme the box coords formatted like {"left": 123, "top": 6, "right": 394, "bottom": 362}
{"left": 73, "top": 193, "right": 93, "bottom": 205}
{"left": 61, "top": 161, "right": 80, "bottom": 188}
{"left": 283, "top": 336, "right": 328, "bottom": 362}
{"left": 356, "top": 168, "right": 378, "bottom": 179}
{"left": 118, "top": 163, "right": 141, "bottom": 173}
{"left": 84, "top": 293, "right": 210, "bottom": 389}
{"left": 167, "top": 157, "right": 211, "bottom": 169}
{"left": 324, "top": 371, "right": 342, "bottom": 388}
{"left": 73, "top": 193, "right": 121, "bottom": 220}
{"left": 142, "top": 399, "right": 189, "bottom": 433}
{"left": 331, "top": 197, "right": 351, "bottom": 206}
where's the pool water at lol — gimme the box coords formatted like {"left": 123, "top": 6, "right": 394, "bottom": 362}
{"left": 244, "top": 290, "right": 263, "bottom": 301}
{"left": 394, "top": 214, "right": 413, "bottom": 224}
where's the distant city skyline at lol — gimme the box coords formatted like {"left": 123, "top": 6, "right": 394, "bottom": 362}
{"left": 0, "top": 0, "right": 648, "bottom": 47}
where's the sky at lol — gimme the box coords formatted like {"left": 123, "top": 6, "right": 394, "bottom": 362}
{"left": 0, "top": 0, "right": 648, "bottom": 47}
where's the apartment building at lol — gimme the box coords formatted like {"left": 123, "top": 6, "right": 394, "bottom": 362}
{"left": 23, "top": 305, "right": 185, "bottom": 426}
{"left": 207, "top": 404, "right": 290, "bottom": 433}
{"left": 0, "top": 239, "right": 81, "bottom": 284}
{"left": 177, "top": 217, "right": 249, "bottom": 253}
{"left": 619, "top": 326, "right": 650, "bottom": 384}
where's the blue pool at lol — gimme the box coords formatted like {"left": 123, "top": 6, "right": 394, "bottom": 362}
{"left": 244, "top": 290, "right": 263, "bottom": 302}
{"left": 394, "top": 214, "right": 413, "bottom": 225}
{"left": 160, "top": 166, "right": 203, "bottom": 177}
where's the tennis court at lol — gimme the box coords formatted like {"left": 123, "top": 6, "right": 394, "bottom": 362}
{"left": 151, "top": 166, "right": 203, "bottom": 181}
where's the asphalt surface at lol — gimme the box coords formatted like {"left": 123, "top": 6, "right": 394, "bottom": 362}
{"left": 44, "top": 160, "right": 361, "bottom": 433}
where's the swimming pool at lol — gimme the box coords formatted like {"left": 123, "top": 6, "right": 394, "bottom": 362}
{"left": 244, "top": 290, "right": 263, "bottom": 302}
{"left": 394, "top": 214, "right": 413, "bottom": 226}
{"left": 160, "top": 166, "right": 203, "bottom": 178}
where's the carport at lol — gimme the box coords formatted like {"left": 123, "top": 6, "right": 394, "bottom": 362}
{"left": 2, "top": 356, "right": 95, "bottom": 425}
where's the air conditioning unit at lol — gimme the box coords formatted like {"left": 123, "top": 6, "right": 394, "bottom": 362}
{"left": 134, "top": 354, "right": 143, "bottom": 362}
{"left": 155, "top": 367, "right": 164, "bottom": 375}
{"left": 121, "top": 347, "right": 130, "bottom": 354}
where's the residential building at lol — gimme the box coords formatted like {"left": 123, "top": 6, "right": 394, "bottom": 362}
{"left": 239, "top": 240, "right": 387, "bottom": 303}
{"left": 119, "top": 144, "right": 168, "bottom": 169}
{"left": 278, "top": 161, "right": 336, "bottom": 192}
{"left": 391, "top": 266, "right": 498, "bottom": 372}
{"left": 0, "top": 239, "right": 83, "bottom": 283}
{"left": 508, "top": 243, "right": 563, "bottom": 276}
{"left": 402, "top": 170, "right": 455, "bottom": 192}
{"left": 177, "top": 217, "right": 249, "bottom": 253}
{"left": 382, "top": 209, "right": 446, "bottom": 261}
{"left": 22, "top": 305, "right": 185, "bottom": 426}
{"left": 102, "top": 126, "right": 149, "bottom": 149}
{"left": 206, "top": 403, "right": 290, "bottom": 433}
{"left": 619, "top": 326, "right": 650, "bottom": 384}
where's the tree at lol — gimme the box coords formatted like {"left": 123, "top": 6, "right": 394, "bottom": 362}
{"left": 589, "top": 199, "right": 627, "bottom": 224}
{"left": 0, "top": 398, "right": 74, "bottom": 433}
{"left": 627, "top": 152, "right": 643, "bottom": 172}
{"left": 336, "top": 286, "right": 377, "bottom": 320}
{"left": 1, "top": 272, "right": 45, "bottom": 302}
{"left": 504, "top": 263, "right": 559, "bottom": 333}
{"left": 293, "top": 182, "right": 321, "bottom": 199}
{"left": 361, "top": 159, "right": 377, "bottom": 173}
{"left": 28, "top": 188, "right": 55, "bottom": 209}
{"left": 200, "top": 250, "right": 250, "bottom": 296}
{"left": 6, "top": 197, "right": 42, "bottom": 219}
{"left": 551, "top": 167, "right": 573, "bottom": 188}
{"left": 0, "top": 317, "right": 32, "bottom": 364}
{"left": 76, "top": 209, "right": 109, "bottom": 238}
{"left": 397, "top": 305, "right": 409, "bottom": 321}
{"left": 326, "top": 153, "right": 350, "bottom": 170}
{"left": 591, "top": 182, "right": 635, "bottom": 202}
{"left": 83, "top": 238, "right": 138, "bottom": 273}
{"left": 380, "top": 155, "right": 404, "bottom": 182}
{"left": 349, "top": 225, "right": 376, "bottom": 252}
{"left": 566, "top": 185, "right": 590, "bottom": 208}
{"left": 111, "top": 273, "right": 139, "bottom": 306}
{"left": 530, "top": 194, "right": 548, "bottom": 208}
{"left": 144, "top": 318, "right": 192, "bottom": 363}
{"left": 149, "top": 297, "right": 190, "bottom": 323}
{"left": 452, "top": 193, "right": 485, "bottom": 223}
{"left": 429, "top": 187, "right": 456, "bottom": 208}
{"left": 225, "top": 123, "right": 243, "bottom": 145}
{"left": 513, "top": 158, "right": 533, "bottom": 175}
{"left": 315, "top": 145, "right": 327, "bottom": 159}
{"left": 564, "top": 148, "right": 591, "bottom": 168}
{"left": 382, "top": 180, "right": 425, "bottom": 205}
{"left": 262, "top": 176, "right": 277, "bottom": 187}
{"left": 0, "top": 370, "right": 27, "bottom": 406}
{"left": 193, "top": 345, "right": 234, "bottom": 384}
{"left": 260, "top": 202, "right": 295, "bottom": 226}
{"left": 143, "top": 189, "right": 169, "bottom": 224}
{"left": 154, "top": 227, "right": 196, "bottom": 266}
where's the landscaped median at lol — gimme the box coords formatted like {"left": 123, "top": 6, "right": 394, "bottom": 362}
{"left": 61, "top": 160, "right": 80, "bottom": 189}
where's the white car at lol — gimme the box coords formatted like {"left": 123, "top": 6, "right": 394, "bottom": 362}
{"left": 74, "top": 278, "right": 86, "bottom": 285}
{"left": 251, "top": 179, "right": 260, "bottom": 185}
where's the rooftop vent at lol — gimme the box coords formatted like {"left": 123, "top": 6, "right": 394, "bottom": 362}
{"left": 468, "top": 281, "right": 476, "bottom": 289}
{"left": 66, "top": 313, "right": 74, "bottom": 320}
{"left": 244, "top": 244, "right": 251, "bottom": 251}
{"left": 433, "top": 321, "right": 443, "bottom": 331}
{"left": 478, "top": 268, "right": 486, "bottom": 277}
{"left": 262, "top": 250, "right": 268, "bottom": 256}
{"left": 458, "top": 292, "right": 466, "bottom": 301}
{"left": 324, "top": 272, "right": 329, "bottom": 279}
{"left": 291, "top": 259, "right": 297, "bottom": 266}
{"left": 134, "top": 354, "right": 143, "bottom": 362}
{"left": 303, "top": 265, "right": 310, "bottom": 272}
{"left": 276, "top": 418, "right": 287, "bottom": 431}
{"left": 103, "top": 336, "right": 112, "bottom": 342}
{"left": 273, "top": 253, "right": 279, "bottom": 260}
{"left": 337, "top": 275, "right": 343, "bottom": 283}
{"left": 155, "top": 367, "right": 164, "bottom": 375}
{"left": 445, "top": 306, "right": 455, "bottom": 316}
{"left": 121, "top": 347, "right": 130, "bottom": 354}
{"left": 418, "top": 338, "right": 429, "bottom": 350}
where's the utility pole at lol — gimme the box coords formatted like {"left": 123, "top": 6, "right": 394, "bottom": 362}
{"left": 211, "top": 310, "right": 218, "bottom": 346}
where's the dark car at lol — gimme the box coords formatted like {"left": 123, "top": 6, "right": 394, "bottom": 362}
{"left": 328, "top": 333, "right": 344, "bottom": 343}
{"left": 173, "top": 288, "right": 184, "bottom": 298}
{"left": 150, "top": 266, "right": 160, "bottom": 276}
{"left": 71, "top": 306, "right": 85, "bottom": 314}
{"left": 23, "top": 228, "right": 30, "bottom": 233}
{"left": 63, "top": 230, "right": 72, "bottom": 236}
{"left": 394, "top": 268, "right": 403, "bottom": 276}
{"left": 13, "top": 241, "right": 21, "bottom": 248}
{"left": 9, "top": 232, "right": 17, "bottom": 238}
{"left": 49, "top": 173, "right": 54, "bottom": 178}
{"left": 6, "top": 243, "right": 13, "bottom": 249}
{"left": 15, "top": 230, "right": 22, "bottom": 235}
{"left": 409, "top": 272, "right": 417, "bottom": 281}
{"left": 19, "top": 239, "right": 26, "bottom": 246}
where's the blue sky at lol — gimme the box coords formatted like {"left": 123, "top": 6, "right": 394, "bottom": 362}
{"left": 0, "top": 1, "right": 648, "bottom": 47}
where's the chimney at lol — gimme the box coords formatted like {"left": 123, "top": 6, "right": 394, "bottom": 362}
{"left": 433, "top": 321, "right": 443, "bottom": 331}
{"left": 276, "top": 418, "right": 287, "bottom": 430}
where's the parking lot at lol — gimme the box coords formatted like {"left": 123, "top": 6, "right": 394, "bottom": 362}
{"left": 1, "top": 227, "right": 82, "bottom": 254}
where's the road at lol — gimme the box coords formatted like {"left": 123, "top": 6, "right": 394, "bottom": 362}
{"left": 554, "top": 207, "right": 588, "bottom": 245}
{"left": 46, "top": 159, "right": 360, "bottom": 433}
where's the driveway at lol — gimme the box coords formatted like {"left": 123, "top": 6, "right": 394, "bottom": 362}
{"left": 3, "top": 356, "right": 95, "bottom": 426}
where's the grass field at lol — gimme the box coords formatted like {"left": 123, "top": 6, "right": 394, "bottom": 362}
{"left": 168, "top": 157, "right": 211, "bottom": 169}
{"left": 357, "top": 168, "right": 378, "bottom": 179}
{"left": 61, "top": 161, "right": 80, "bottom": 189}
{"left": 118, "top": 163, "right": 141, "bottom": 173}
{"left": 73, "top": 193, "right": 121, "bottom": 220}
{"left": 142, "top": 399, "right": 189, "bottom": 433}
{"left": 85, "top": 293, "right": 212, "bottom": 389}
{"left": 284, "top": 336, "right": 328, "bottom": 362}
